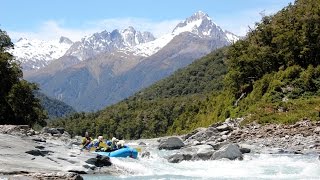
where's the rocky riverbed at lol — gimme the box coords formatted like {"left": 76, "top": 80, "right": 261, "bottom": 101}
{"left": 0, "top": 119, "right": 319, "bottom": 179}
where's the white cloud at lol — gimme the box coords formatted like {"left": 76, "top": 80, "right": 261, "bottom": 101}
{"left": 8, "top": 18, "right": 181, "bottom": 42}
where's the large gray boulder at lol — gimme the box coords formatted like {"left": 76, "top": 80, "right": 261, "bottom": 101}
{"left": 211, "top": 143, "right": 243, "bottom": 160}
{"left": 158, "top": 137, "right": 185, "bottom": 150}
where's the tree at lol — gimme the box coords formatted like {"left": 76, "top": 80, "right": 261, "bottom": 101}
{"left": 0, "top": 29, "right": 47, "bottom": 126}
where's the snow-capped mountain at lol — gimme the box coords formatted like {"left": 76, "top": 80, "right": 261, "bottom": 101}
{"left": 124, "top": 11, "right": 238, "bottom": 57}
{"left": 11, "top": 36, "right": 73, "bottom": 71}
{"left": 64, "top": 27, "right": 155, "bottom": 61}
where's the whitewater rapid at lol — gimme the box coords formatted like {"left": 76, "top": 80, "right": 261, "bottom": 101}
{"left": 84, "top": 140, "right": 320, "bottom": 180}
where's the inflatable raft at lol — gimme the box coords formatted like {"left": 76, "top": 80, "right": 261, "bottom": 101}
{"left": 94, "top": 146, "right": 138, "bottom": 159}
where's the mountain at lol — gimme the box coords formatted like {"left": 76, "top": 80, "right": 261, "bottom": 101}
{"left": 34, "top": 92, "right": 76, "bottom": 119}
{"left": 25, "top": 11, "right": 237, "bottom": 111}
{"left": 51, "top": 0, "right": 320, "bottom": 139}
{"left": 64, "top": 27, "right": 155, "bottom": 61}
{"left": 10, "top": 37, "right": 73, "bottom": 71}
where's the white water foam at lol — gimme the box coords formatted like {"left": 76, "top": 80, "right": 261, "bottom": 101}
{"left": 85, "top": 148, "right": 320, "bottom": 180}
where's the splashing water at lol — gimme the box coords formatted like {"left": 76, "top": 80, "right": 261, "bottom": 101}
{"left": 84, "top": 141, "right": 320, "bottom": 180}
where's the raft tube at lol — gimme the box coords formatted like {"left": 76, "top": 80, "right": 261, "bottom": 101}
{"left": 94, "top": 146, "right": 138, "bottom": 159}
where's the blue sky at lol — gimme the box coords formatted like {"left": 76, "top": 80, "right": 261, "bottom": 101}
{"left": 2, "top": 0, "right": 294, "bottom": 41}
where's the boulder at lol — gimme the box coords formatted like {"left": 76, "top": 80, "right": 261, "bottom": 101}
{"left": 239, "top": 147, "right": 251, "bottom": 154}
{"left": 167, "top": 153, "right": 193, "bottom": 163}
{"left": 211, "top": 143, "right": 243, "bottom": 160}
{"left": 158, "top": 137, "right": 184, "bottom": 150}
{"left": 85, "top": 155, "right": 112, "bottom": 167}
{"left": 183, "top": 128, "right": 207, "bottom": 140}
{"left": 194, "top": 145, "right": 215, "bottom": 160}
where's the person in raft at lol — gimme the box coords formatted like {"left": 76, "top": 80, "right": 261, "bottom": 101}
{"left": 81, "top": 132, "right": 92, "bottom": 149}
{"left": 95, "top": 135, "right": 112, "bottom": 152}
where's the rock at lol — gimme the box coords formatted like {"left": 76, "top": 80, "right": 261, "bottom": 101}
{"left": 35, "top": 146, "right": 45, "bottom": 150}
{"left": 139, "top": 142, "right": 146, "bottom": 146}
{"left": 314, "top": 127, "right": 320, "bottom": 134}
{"left": 207, "top": 141, "right": 228, "bottom": 150}
{"left": 25, "top": 149, "right": 52, "bottom": 156}
{"left": 85, "top": 155, "right": 112, "bottom": 167}
{"left": 141, "top": 151, "right": 151, "bottom": 158}
{"left": 56, "top": 127, "right": 65, "bottom": 134}
{"left": 11, "top": 172, "right": 83, "bottom": 180}
{"left": 167, "top": 153, "right": 193, "bottom": 163}
{"left": 216, "top": 124, "right": 233, "bottom": 132}
{"left": 158, "top": 137, "right": 184, "bottom": 150}
{"left": 42, "top": 127, "right": 60, "bottom": 135}
{"left": 194, "top": 145, "right": 215, "bottom": 160}
{"left": 239, "top": 147, "right": 251, "bottom": 154}
{"left": 211, "top": 143, "right": 243, "bottom": 160}
{"left": 183, "top": 128, "right": 207, "bottom": 140}
{"left": 32, "top": 137, "right": 46, "bottom": 142}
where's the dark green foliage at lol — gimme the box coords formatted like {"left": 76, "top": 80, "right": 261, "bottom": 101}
{"left": 0, "top": 29, "right": 47, "bottom": 126}
{"left": 34, "top": 91, "right": 76, "bottom": 119}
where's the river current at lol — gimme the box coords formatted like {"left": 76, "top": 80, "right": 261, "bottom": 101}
{"left": 84, "top": 140, "right": 320, "bottom": 180}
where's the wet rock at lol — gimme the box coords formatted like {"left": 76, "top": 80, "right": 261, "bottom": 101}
{"left": 139, "top": 142, "right": 146, "bottom": 146}
{"left": 85, "top": 155, "right": 112, "bottom": 167}
{"left": 167, "top": 153, "right": 193, "bottom": 163}
{"left": 158, "top": 137, "right": 184, "bottom": 150}
{"left": 211, "top": 143, "right": 243, "bottom": 160}
{"left": 239, "top": 147, "right": 251, "bottom": 154}
{"left": 141, "top": 151, "right": 151, "bottom": 158}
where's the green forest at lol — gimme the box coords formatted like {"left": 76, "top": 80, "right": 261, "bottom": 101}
{"left": 51, "top": 0, "right": 320, "bottom": 139}
{"left": 0, "top": 30, "right": 47, "bottom": 127}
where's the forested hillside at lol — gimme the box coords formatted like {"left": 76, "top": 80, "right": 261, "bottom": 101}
{"left": 51, "top": 0, "right": 320, "bottom": 139}
{"left": 0, "top": 30, "right": 47, "bottom": 127}
{"left": 34, "top": 92, "right": 76, "bottom": 119}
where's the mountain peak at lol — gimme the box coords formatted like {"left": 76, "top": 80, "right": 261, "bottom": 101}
{"left": 190, "top": 11, "right": 210, "bottom": 21}
{"left": 59, "top": 36, "right": 73, "bottom": 44}
{"left": 172, "top": 11, "right": 220, "bottom": 37}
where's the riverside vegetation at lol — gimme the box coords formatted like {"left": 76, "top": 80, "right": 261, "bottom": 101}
{"left": 50, "top": 0, "right": 320, "bottom": 139}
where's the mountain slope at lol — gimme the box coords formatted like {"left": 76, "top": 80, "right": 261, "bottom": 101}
{"left": 26, "top": 11, "right": 235, "bottom": 111}
{"left": 50, "top": 48, "right": 227, "bottom": 138}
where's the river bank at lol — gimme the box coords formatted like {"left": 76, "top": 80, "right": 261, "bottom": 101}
{"left": 0, "top": 119, "right": 319, "bottom": 179}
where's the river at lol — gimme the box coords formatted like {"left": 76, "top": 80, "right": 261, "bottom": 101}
{"left": 83, "top": 140, "right": 320, "bottom": 180}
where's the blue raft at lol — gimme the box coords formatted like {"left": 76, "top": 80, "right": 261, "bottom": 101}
{"left": 94, "top": 146, "right": 138, "bottom": 159}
